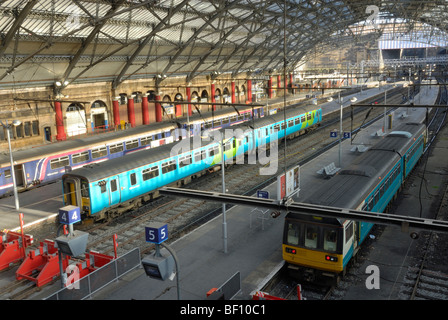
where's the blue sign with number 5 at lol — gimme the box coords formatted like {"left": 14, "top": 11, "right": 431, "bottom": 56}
{"left": 145, "top": 223, "right": 168, "bottom": 244}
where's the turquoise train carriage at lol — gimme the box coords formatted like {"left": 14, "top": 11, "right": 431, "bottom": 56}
{"left": 62, "top": 105, "right": 322, "bottom": 221}
{"left": 283, "top": 121, "right": 426, "bottom": 284}
{"left": 0, "top": 105, "right": 264, "bottom": 198}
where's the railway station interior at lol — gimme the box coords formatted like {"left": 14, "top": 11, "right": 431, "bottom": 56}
{"left": 1, "top": 0, "right": 448, "bottom": 307}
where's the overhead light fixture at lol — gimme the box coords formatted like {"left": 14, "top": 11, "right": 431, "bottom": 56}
{"left": 55, "top": 81, "right": 62, "bottom": 87}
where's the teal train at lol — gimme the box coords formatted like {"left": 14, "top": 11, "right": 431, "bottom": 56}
{"left": 62, "top": 105, "right": 322, "bottom": 221}
{"left": 283, "top": 119, "right": 426, "bottom": 284}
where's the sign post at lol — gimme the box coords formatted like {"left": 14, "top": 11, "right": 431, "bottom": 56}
{"left": 55, "top": 205, "right": 88, "bottom": 288}
{"left": 142, "top": 223, "right": 181, "bottom": 300}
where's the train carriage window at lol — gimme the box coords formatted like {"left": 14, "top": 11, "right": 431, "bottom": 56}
{"left": 130, "top": 173, "right": 137, "bottom": 186}
{"left": 265, "top": 128, "right": 268, "bottom": 136}
{"left": 194, "top": 150, "right": 206, "bottom": 162}
{"left": 274, "top": 124, "right": 280, "bottom": 132}
{"left": 286, "top": 223, "right": 300, "bottom": 246}
{"left": 4, "top": 169, "right": 11, "bottom": 178}
{"left": 161, "top": 160, "right": 177, "bottom": 174}
{"left": 345, "top": 223, "right": 353, "bottom": 244}
{"left": 142, "top": 166, "right": 159, "bottom": 180}
{"left": 280, "top": 122, "right": 285, "bottom": 130}
{"left": 208, "top": 146, "right": 219, "bottom": 157}
{"left": 295, "top": 117, "right": 300, "bottom": 126}
{"left": 301, "top": 115, "right": 306, "bottom": 123}
{"left": 81, "top": 179, "right": 89, "bottom": 197}
{"left": 50, "top": 156, "right": 69, "bottom": 169}
{"left": 288, "top": 120, "right": 294, "bottom": 127}
{"left": 92, "top": 147, "right": 107, "bottom": 159}
{"left": 307, "top": 113, "right": 312, "bottom": 121}
{"left": 141, "top": 136, "right": 153, "bottom": 146}
{"left": 305, "top": 225, "right": 318, "bottom": 249}
{"left": 324, "top": 229, "right": 337, "bottom": 252}
{"left": 72, "top": 151, "right": 90, "bottom": 164}
{"left": 109, "top": 143, "right": 124, "bottom": 154}
{"left": 230, "top": 116, "right": 237, "bottom": 122}
{"left": 374, "top": 190, "right": 380, "bottom": 205}
{"left": 110, "top": 179, "right": 118, "bottom": 192}
{"left": 179, "top": 155, "right": 192, "bottom": 168}
{"left": 224, "top": 142, "right": 232, "bottom": 152}
{"left": 100, "top": 183, "right": 107, "bottom": 193}
{"left": 125, "top": 139, "right": 139, "bottom": 150}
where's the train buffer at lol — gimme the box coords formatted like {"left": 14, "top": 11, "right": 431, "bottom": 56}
{"left": 316, "top": 162, "right": 340, "bottom": 178}
{"left": 0, "top": 230, "right": 34, "bottom": 271}
{"left": 16, "top": 240, "right": 69, "bottom": 288}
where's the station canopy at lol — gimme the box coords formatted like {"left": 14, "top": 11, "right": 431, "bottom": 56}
{"left": 0, "top": 0, "right": 447, "bottom": 90}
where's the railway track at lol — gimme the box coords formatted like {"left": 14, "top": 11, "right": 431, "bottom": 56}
{"left": 0, "top": 86, "right": 416, "bottom": 299}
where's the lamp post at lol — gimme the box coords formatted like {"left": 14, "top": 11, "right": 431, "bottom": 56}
{"left": 0, "top": 119, "right": 21, "bottom": 211}
{"left": 327, "top": 94, "right": 357, "bottom": 167}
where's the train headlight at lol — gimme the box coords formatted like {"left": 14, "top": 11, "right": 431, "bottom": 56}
{"left": 285, "top": 247, "right": 296, "bottom": 254}
{"left": 325, "top": 255, "right": 338, "bottom": 262}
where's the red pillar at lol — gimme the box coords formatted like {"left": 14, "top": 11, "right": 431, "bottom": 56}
{"left": 247, "top": 79, "right": 252, "bottom": 103}
{"left": 211, "top": 83, "right": 216, "bottom": 111}
{"left": 127, "top": 96, "right": 136, "bottom": 128}
{"left": 268, "top": 77, "right": 273, "bottom": 98}
{"left": 54, "top": 101, "right": 66, "bottom": 141}
{"left": 112, "top": 99, "right": 120, "bottom": 127}
{"left": 289, "top": 73, "right": 293, "bottom": 86}
{"left": 277, "top": 75, "right": 281, "bottom": 89}
{"left": 155, "top": 95, "right": 162, "bottom": 122}
{"left": 141, "top": 95, "right": 149, "bottom": 125}
{"left": 186, "top": 87, "right": 192, "bottom": 116}
{"left": 231, "top": 81, "right": 236, "bottom": 104}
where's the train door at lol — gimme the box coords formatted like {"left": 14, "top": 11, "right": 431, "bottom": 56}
{"left": 63, "top": 177, "right": 81, "bottom": 207}
{"left": 109, "top": 177, "right": 121, "bottom": 206}
{"left": 13, "top": 164, "right": 25, "bottom": 188}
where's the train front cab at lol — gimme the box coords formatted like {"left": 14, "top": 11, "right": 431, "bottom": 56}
{"left": 62, "top": 175, "right": 91, "bottom": 218}
{"left": 282, "top": 213, "right": 355, "bottom": 284}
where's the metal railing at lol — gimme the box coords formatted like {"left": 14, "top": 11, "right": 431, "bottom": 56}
{"left": 44, "top": 247, "right": 141, "bottom": 300}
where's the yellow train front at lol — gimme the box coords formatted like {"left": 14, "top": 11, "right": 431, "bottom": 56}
{"left": 283, "top": 213, "right": 353, "bottom": 284}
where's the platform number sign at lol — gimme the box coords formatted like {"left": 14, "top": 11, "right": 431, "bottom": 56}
{"left": 59, "top": 206, "right": 81, "bottom": 225}
{"left": 343, "top": 132, "right": 351, "bottom": 139}
{"left": 330, "top": 131, "right": 338, "bottom": 138}
{"left": 145, "top": 223, "right": 168, "bottom": 244}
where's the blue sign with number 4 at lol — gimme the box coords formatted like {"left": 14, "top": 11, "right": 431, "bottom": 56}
{"left": 59, "top": 205, "right": 81, "bottom": 225}
{"left": 145, "top": 223, "right": 168, "bottom": 244}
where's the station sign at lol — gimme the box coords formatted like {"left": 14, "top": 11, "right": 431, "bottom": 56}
{"left": 330, "top": 131, "right": 338, "bottom": 138}
{"left": 343, "top": 132, "right": 351, "bottom": 139}
{"left": 145, "top": 223, "right": 168, "bottom": 244}
{"left": 58, "top": 205, "right": 81, "bottom": 225}
{"left": 257, "top": 190, "right": 270, "bottom": 199}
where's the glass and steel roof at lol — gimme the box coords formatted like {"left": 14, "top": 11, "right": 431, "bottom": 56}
{"left": 0, "top": 0, "right": 447, "bottom": 89}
